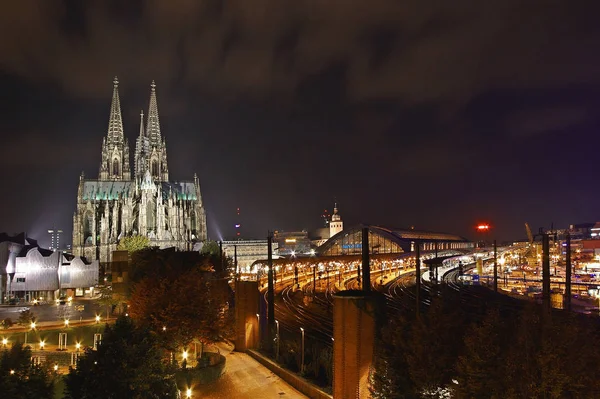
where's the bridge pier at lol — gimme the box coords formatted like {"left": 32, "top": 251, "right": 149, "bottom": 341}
{"left": 234, "top": 280, "right": 259, "bottom": 352}
{"left": 333, "top": 291, "right": 378, "bottom": 399}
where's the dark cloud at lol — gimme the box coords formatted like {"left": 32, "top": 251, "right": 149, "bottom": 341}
{"left": 2, "top": 1, "right": 599, "bottom": 104}
{"left": 1, "top": 0, "right": 600, "bottom": 245}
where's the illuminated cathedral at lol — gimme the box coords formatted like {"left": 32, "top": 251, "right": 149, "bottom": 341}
{"left": 72, "top": 78, "right": 207, "bottom": 262}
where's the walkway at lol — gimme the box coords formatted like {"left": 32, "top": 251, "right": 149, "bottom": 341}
{"left": 196, "top": 344, "right": 307, "bottom": 399}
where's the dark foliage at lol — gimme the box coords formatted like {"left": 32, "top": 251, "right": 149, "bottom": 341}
{"left": 0, "top": 343, "right": 54, "bottom": 399}
{"left": 64, "top": 316, "right": 178, "bottom": 399}
{"left": 370, "top": 287, "right": 600, "bottom": 398}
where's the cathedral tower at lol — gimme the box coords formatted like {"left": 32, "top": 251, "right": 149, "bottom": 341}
{"left": 73, "top": 77, "right": 207, "bottom": 263}
{"left": 99, "top": 77, "right": 131, "bottom": 180}
{"left": 141, "top": 81, "right": 169, "bottom": 182}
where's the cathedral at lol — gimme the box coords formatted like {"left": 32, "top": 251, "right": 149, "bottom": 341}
{"left": 72, "top": 78, "right": 207, "bottom": 262}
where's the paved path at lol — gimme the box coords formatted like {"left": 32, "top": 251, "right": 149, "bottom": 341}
{"left": 196, "top": 348, "right": 307, "bottom": 399}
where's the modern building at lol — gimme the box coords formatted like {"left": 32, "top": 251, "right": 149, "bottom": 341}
{"left": 221, "top": 240, "right": 280, "bottom": 273}
{"left": 273, "top": 230, "right": 312, "bottom": 256}
{"left": 318, "top": 224, "right": 473, "bottom": 256}
{"left": 0, "top": 233, "right": 98, "bottom": 303}
{"left": 72, "top": 78, "right": 207, "bottom": 263}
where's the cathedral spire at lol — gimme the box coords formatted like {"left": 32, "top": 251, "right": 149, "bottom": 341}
{"left": 146, "top": 80, "right": 161, "bottom": 146}
{"left": 135, "top": 109, "right": 149, "bottom": 180}
{"left": 139, "top": 110, "right": 145, "bottom": 137}
{"left": 107, "top": 76, "right": 124, "bottom": 144}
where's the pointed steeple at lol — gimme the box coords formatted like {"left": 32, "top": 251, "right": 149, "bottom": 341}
{"left": 138, "top": 110, "right": 145, "bottom": 137}
{"left": 107, "top": 76, "right": 124, "bottom": 144}
{"left": 135, "top": 110, "right": 150, "bottom": 180}
{"left": 146, "top": 80, "right": 161, "bottom": 146}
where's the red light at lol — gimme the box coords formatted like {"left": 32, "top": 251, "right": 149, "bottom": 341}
{"left": 476, "top": 224, "right": 490, "bottom": 231}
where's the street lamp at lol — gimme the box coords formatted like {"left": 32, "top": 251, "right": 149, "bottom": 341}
{"left": 76, "top": 342, "right": 81, "bottom": 351}
{"left": 95, "top": 315, "right": 101, "bottom": 323}
{"left": 300, "top": 327, "right": 305, "bottom": 373}
{"left": 39, "top": 340, "right": 45, "bottom": 350}
{"left": 64, "top": 319, "right": 69, "bottom": 327}
{"left": 186, "top": 388, "right": 192, "bottom": 398}
{"left": 256, "top": 313, "right": 260, "bottom": 344}
{"left": 275, "top": 320, "right": 280, "bottom": 361}
{"left": 2, "top": 338, "right": 7, "bottom": 347}
{"left": 54, "top": 364, "right": 58, "bottom": 372}
{"left": 182, "top": 350, "right": 188, "bottom": 368}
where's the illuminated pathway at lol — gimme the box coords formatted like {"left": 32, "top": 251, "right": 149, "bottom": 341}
{"left": 194, "top": 343, "right": 307, "bottom": 399}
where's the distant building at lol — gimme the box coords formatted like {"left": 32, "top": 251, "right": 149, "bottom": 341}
{"left": 221, "top": 240, "right": 280, "bottom": 273}
{"left": 273, "top": 230, "right": 312, "bottom": 256}
{"left": 312, "top": 203, "right": 344, "bottom": 247}
{"left": 0, "top": 233, "right": 98, "bottom": 303}
{"left": 318, "top": 224, "right": 472, "bottom": 256}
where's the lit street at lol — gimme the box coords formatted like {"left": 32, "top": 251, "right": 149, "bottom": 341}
{"left": 0, "top": 297, "right": 102, "bottom": 325}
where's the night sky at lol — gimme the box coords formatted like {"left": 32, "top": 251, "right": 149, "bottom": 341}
{"left": 1, "top": 1, "right": 600, "bottom": 248}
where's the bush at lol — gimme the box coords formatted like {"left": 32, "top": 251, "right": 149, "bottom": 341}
{"left": 1, "top": 318, "right": 13, "bottom": 329}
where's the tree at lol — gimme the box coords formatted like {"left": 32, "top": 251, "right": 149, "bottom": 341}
{"left": 199, "top": 240, "right": 220, "bottom": 257}
{"left": 97, "top": 286, "right": 120, "bottom": 320}
{"left": 17, "top": 309, "right": 36, "bottom": 327}
{"left": 117, "top": 235, "right": 150, "bottom": 253}
{"left": 64, "top": 316, "right": 178, "bottom": 399}
{"left": 129, "top": 265, "right": 233, "bottom": 351}
{"left": 455, "top": 307, "right": 508, "bottom": 399}
{"left": 0, "top": 343, "right": 55, "bottom": 399}
{"left": 0, "top": 317, "right": 13, "bottom": 329}
{"left": 405, "top": 295, "right": 467, "bottom": 397}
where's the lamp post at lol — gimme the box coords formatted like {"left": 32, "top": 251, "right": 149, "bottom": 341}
{"left": 25, "top": 321, "right": 36, "bottom": 345}
{"left": 275, "top": 320, "right": 280, "bottom": 361}
{"left": 300, "top": 327, "right": 305, "bottom": 373}
{"left": 182, "top": 350, "right": 188, "bottom": 368}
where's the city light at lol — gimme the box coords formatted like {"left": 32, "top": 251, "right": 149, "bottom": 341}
{"left": 54, "top": 364, "right": 58, "bottom": 371}
{"left": 10, "top": 369, "right": 14, "bottom": 375}
{"left": 182, "top": 350, "right": 188, "bottom": 360}
{"left": 162, "top": 326, "right": 167, "bottom": 331}
{"left": 30, "top": 322, "right": 36, "bottom": 330}
{"left": 95, "top": 315, "right": 101, "bottom": 323}
{"left": 64, "top": 319, "right": 69, "bottom": 327}
{"left": 476, "top": 224, "right": 490, "bottom": 231}
{"left": 186, "top": 388, "right": 192, "bottom": 398}
{"left": 39, "top": 340, "right": 45, "bottom": 350}
{"left": 2, "top": 338, "right": 7, "bottom": 346}
{"left": 76, "top": 342, "right": 81, "bottom": 351}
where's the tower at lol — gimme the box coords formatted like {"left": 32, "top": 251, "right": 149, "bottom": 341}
{"left": 330, "top": 203, "right": 343, "bottom": 237}
{"left": 134, "top": 110, "right": 150, "bottom": 180}
{"left": 99, "top": 77, "right": 131, "bottom": 180}
{"left": 143, "top": 80, "right": 169, "bottom": 182}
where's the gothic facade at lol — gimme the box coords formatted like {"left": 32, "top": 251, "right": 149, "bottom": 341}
{"left": 72, "top": 78, "right": 207, "bottom": 262}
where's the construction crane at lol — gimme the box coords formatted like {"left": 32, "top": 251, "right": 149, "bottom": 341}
{"left": 525, "top": 223, "right": 533, "bottom": 244}
{"left": 524, "top": 223, "right": 537, "bottom": 266}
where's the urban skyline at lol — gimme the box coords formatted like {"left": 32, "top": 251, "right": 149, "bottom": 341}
{"left": 1, "top": 2, "right": 600, "bottom": 247}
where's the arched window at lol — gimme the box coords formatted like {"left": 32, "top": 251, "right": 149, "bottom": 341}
{"left": 152, "top": 160, "right": 159, "bottom": 177}
{"left": 112, "top": 158, "right": 120, "bottom": 176}
{"left": 147, "top": 198, "right": 156, "bottom": 232}
{"left": 190, "top": 209, "right": 197, "bottom": 233}
{"left": 83, "top": 212, "right": 93, "bottom": 245}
